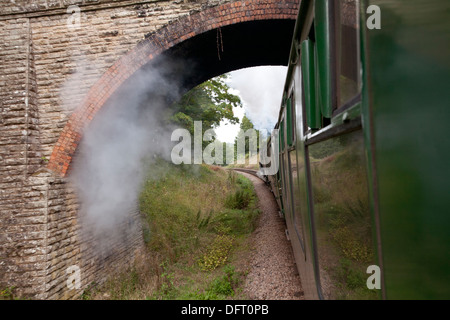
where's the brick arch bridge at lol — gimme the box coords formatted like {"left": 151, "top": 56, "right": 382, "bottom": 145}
{"left": 48, "top": 0, "right": 299, "bottom": 177}
{"left": 0, "top": 0, "right": 299, "bottom": 299}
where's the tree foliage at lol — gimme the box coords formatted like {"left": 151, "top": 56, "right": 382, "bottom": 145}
{"left": 234, "top": 115, "right": 260, "bottom": 161}
{"left": 170, "top": 74, "right": 242, "bottom": 137}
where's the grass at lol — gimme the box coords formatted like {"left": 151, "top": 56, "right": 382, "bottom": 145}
{"left": 83, "top": 160, "right": 260, "bottom": 300}
{"left": 0, "top": 287, "right": 17, "bottom": 300}
{"left": 178, "top": 265, "right": 243, "bottom": 300}
{"left": 0, "top": 286, "right": 29, "bottom": 300}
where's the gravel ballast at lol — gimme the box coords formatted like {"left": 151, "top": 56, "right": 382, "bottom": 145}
{"left": 239, "top": 172, "right": 304, "bottom": 300}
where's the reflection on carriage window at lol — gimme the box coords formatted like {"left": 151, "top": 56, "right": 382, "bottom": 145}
{"left": 336, "top": 0, "right": 361, "bottom": 108}
{"left": 308, "top": 130, "right": 380, "bottom": 299}
{"left": 289, "top": 149, "right": 306, "bottom": 252}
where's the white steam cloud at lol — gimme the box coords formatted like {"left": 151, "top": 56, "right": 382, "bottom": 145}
{"left": 67, "top": 59, "right": 184, "bottom": 244}
{"left": 228, "top": 66, "right": 287, "bottom": 132}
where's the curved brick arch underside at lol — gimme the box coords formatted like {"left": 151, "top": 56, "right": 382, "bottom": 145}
{"left": 48, "top": 0, "right": 300, "bottom": 176}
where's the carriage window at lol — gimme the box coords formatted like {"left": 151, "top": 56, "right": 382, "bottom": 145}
{"left": 308, "top": 130, "right": 380, "bottom": 299}
{"left": 335, "top": 0, "right": 361, "bottom": 109}
{"left": 286, "top": 95, "right": 296, "bottom": 146}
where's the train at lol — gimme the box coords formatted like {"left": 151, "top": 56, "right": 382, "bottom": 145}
{"left": 259, "top": 0, "right": 450, "bottom": 299}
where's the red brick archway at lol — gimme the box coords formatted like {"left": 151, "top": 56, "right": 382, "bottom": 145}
{"left": 48, "top": 0, "right": 300, "bottom": 177}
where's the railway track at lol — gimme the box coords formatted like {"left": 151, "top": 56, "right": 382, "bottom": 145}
{"left": 231, "top": 168, "right": 264, "bottom": 181}
{"left": 232, "top": 170, "right": 304, "bottom": 299}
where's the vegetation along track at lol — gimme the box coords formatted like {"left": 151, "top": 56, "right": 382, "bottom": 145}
{"left": 77, "top": 165, "right": 303, "bottom": 300}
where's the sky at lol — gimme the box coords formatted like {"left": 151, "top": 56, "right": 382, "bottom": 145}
{"left": 214, "top": 66, "right": 288, "bottom": 143}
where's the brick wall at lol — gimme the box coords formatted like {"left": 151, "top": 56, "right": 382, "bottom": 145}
{"left": 0, "top": 16, "right": 47, "bottom": 298}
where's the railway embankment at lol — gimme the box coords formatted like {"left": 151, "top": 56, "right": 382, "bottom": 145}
{"left": 80, "top": 161, "right": 260, "bottom": 299}
{"left": 77, "top": 162, "right": 303, "bottom": 300}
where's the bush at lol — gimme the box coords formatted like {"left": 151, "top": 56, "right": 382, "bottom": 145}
{"left": 225, "top": 189, "right": 250, "bottom": 209}
{"left": 209, "top": 266, "right": 239, "bottom": 296}
{"left": 224, "top": 175, "right": 255, "bottom": 209}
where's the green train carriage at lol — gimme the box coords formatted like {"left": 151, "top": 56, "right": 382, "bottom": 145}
{"left": 261, "top": 0, "right": 450, "bottom": 299}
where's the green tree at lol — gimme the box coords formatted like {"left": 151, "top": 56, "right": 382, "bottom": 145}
{"left": 169, "top": 74, "right": 242, "bottom": 165}
{"left": 234, "top": 115, "right": 260, "bottom": 161}
{"left": 170, "top": 74, "right": 242, "bottom": 139}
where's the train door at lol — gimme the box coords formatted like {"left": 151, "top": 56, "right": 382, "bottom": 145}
{"left": 285, "top": 92, "right": 306, "bottom": 254}
{"left": 282, "top": 113, "right": 294, "bottom": 230}
{"left": 278, "top": 116, "right": 287, "bottom": 218}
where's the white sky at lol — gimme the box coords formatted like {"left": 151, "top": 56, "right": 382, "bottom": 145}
{"left": 215, "top": 66, "right": 287, "bottom": 143}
